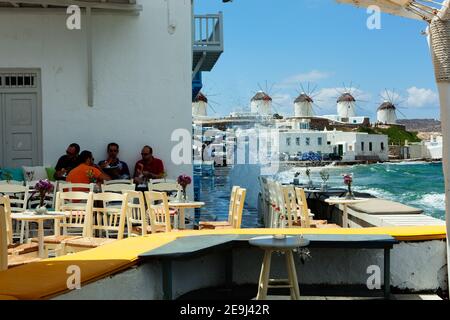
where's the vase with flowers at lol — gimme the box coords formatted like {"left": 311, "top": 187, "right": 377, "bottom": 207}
{"left": 320, "top": 169, "right": 330, "bottom": 192}
{"left": 31, "top": 179, "right": 54, "bottom": 215}
{"left": 177, "top": 174, "right": 192, "bottom": 201}
{"left": 343, "top": 174, "right": 354, "bottom": 200}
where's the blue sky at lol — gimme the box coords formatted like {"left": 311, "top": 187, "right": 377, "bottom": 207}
{"left": 195, "top": 0, "right": 440, "bottom": 121}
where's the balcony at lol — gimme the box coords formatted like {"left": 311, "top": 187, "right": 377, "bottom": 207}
{"left": 192, "top": 13, "right": 224, "bottom": 77}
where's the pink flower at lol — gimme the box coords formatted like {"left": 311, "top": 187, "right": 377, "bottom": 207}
{"left": 343, "top": 174, "right": 353, "bottom": 185}
{"left": 177, "top": 174, "right": 192, "bottom": 188}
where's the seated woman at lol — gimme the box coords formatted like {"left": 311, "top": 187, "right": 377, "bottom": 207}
{"left": 66, "top": 150, "right": 111, "bottom": 184}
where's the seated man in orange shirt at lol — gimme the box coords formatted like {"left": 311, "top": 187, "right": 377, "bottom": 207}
{"left": 66, "top": 150, "right": 111, "bottom": 184}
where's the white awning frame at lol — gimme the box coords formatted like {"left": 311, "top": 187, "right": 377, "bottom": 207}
{"left": 0, "top": 0, "right": 142, "bottom": 12}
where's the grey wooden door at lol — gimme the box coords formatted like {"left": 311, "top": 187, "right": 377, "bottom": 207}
{"left": 2, "top": 93, "right": 39, "bottom": 167}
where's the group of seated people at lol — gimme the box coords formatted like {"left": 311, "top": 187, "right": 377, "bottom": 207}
{"left": 54, "top": 142, "right": 165, "bottom": 185}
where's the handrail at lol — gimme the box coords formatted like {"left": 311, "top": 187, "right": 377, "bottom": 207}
{"left": 193, "top": 13, "right": 223, "bottom": 50}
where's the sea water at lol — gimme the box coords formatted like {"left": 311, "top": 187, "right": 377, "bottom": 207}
{"left": 195, "top": 162, "right": 445, "bottom": 228}
{"left": 277, "top": 161, "right": 445, "bottom": 221}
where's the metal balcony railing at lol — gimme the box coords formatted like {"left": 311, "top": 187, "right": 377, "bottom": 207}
{"left": 193, "top": 13, "right": 224, "bottom": 52}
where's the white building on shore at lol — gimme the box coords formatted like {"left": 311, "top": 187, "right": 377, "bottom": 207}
{"left": 326, "top": 130, "right": 389, "bottom": 161}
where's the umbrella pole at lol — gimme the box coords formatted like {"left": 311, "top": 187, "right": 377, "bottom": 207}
{"left": 430, "top": 18, "right": 450, "bottom": 296}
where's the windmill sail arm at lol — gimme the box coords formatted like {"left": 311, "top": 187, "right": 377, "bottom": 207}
{"left": 335, "top": 0, "right": 436, "bottom": 21}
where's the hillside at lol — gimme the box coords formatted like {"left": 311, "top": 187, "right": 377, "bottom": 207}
{"left": 397, "top": 119, "right": 441, "bottom": 132}
{"left": 358, "top": 126, "right": 421, "bottom": 145}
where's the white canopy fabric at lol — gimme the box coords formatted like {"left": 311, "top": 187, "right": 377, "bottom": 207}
{"left": 0, "top": 0, "right": 142, "bottom": 12}
{"left": 336, "top": 0, "right": 448, "bottom": 21}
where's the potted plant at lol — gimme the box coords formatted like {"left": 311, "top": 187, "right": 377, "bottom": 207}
{"left": 320, "top": 169, "right": 330, "bottom": 192}
{"left": 343, "top": 174, "right": 354, "bottom": 200}
{"left": 32, "top": 179, "right": 54, "bottom": 215}
{"left": 177, "top": 174, "right": 192, "bottom": 201}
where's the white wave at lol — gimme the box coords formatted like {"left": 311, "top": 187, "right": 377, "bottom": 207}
{"left": 381, "top": 161, "right": 434, "bottom": 166}
{"left": 413, "top": 193, "right": 446, "bottom": 211}
{"left": 352, "top": 187, "right": 395, "bottom": 200}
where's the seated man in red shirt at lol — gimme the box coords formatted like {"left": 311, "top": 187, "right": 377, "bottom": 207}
{"left": 67, "top": 150, "right": 111, "bottom": 184}
{"left": 134, "top": 146, "right": 165, "bottom": 183}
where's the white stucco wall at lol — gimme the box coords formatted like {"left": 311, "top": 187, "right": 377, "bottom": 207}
{"left": 0, "top": 1, "right": 193, "bottom": 179}
{"left": 327, "top": 132, "right": 389, "bottom": 161}
{"left": 274, "top": 131, "right": 331, "bottom": 156}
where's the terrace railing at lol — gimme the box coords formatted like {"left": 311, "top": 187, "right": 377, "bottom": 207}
{"left": 192, "top": 13, "right": 224, "bottom": 77}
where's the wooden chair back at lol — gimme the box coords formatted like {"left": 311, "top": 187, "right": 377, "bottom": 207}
{"left": 227, "top": 186, "right": 240, "bottom": 225}
{"left": 101, "top": 183, "right": 136, "bottom": 193}
{"left": 90, "top": 192, "right": 127, "bottom": 240}
{"left": 231, "top": 188, "right": 246, "bottom": 229}
{"left": 104, "top": 179, "right": 134, "bottom": 185}
{"left": 144, "top": 191, "right": 172, "bottom": 233}
{"left": 0, "top": 184, "right": 29, "bottom": 213}
{"left": 55, "top": 191, "right": 94, "bottom": 236}
{"left": 0, "top": 181, "right": 24, "bottom": 186}
{"left": 58, "top": 182, "right": 94, "bottom": 193}
{"left": 282, "top": 185, "right": 299, "bottom": 227}
{"left": 0, "top": 196, "right": 13, "bottom": 246}
{"left": 125, "top": 191, "right": 148, "bottom": 236}
{"left": 295, "top": 188, "right": 310, "bottom": 228}
{"left": 148, "top": 181, "right": 180, "bottom": 201}
{"left": 0, "top": 197, "right": 8, "bottom": 271}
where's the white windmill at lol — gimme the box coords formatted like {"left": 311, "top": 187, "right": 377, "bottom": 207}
{"left": 250, "top": 91, "right": 273, "bottom": 116}
{"left": 192, "top": 92, "right": 208, "bottom": 117}
{"left": 377, "top": 101, "right": 398, "bottom": 124}
{"left": 293, "top": 83, "right": 322, "bottom": 117}
{"left": 294, "top": 93, "right": 315, "bottom": 117}
{"left": 336, "top": 0, "right": 450, "bottom": 293}
{"left": 337, "top": 91, "right": 357, "bottom": 118}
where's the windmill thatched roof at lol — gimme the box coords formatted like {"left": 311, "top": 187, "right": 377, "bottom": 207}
{"left": 251, "top": 91, "right": 272, "bottom": 102}
{"left": 294, "top": 93, "right": 313, "bottom": 103}
{"left": 378, "top": 101, "right": 396, "bottom": 111}
{"left": 337, "top": 92, "right": 356, "bottom": 103}
{"left": 194, "top": 92, "right": 208, "bottom": 103}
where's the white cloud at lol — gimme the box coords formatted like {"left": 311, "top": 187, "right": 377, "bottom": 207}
{"left": 277, "top": 70, "right": 331, "bottom": 89}
{"left": 406, "top": 87, "right": 438, "bottom": 108}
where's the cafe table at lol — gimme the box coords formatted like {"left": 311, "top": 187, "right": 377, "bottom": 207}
{"left": 11, "top": 211, "right": 67, "bottom": 258}
{"left": 168, "top": 201, "right": 205, "bottom": 229}
{"left": 324, "top": 197, "right": 369, "bottom": 228}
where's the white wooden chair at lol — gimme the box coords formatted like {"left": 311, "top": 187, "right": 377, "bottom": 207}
{"left": 125, "top": 191, "right": 150, "bottom": 236}
{"left": 148, "top": 181, "right": 180, "bottom": 201}
{"left": 29, "top": 191, "right": 94, "bottom": 257}
{"left": 55, "top": 191, "right": 94, "bottom": 236}
{"left": 144, "top": 191, "right": 172, "bottom": 233}
{"left": 62, "top": 192, "right": 127, "bottom": 254}
{"left": 1, "top": 196, "right": 40, "bottom": 271}
{"left": 1, "top": 196, "right": 39, "bottom": 256}
{"left": 58, "top": 182, "right": 94, "bottom": 193}
{"left": 294, "top": 188, "right": 333, "bottom": 228}
{"left": 101, "top": 183, "right": 136, "bottom": 193}
{"left": 0, "top": 184, "right": 30, "bottom": 243}
{"left": 281, "top": 185, "right": 299, "bottom": 228}
{"left": 199, "top": 186, "right": 240, "bottom": 230}
{"left": 104, "top": 179, "right": 134, "bottom": 185}
{"left": 149, "top": 178, "right": 177, "bottom": 184}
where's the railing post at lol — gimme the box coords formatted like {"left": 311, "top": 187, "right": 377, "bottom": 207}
{"left": 219, "top": 11, "right": 224, "bottom": 51}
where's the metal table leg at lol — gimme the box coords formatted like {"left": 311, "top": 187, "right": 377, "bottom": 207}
{"left": 384, "top": 248, "right": 391, "bottom": 299}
